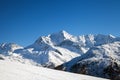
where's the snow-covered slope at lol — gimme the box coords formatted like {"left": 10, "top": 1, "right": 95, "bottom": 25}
{"left": 0, "top": 59, "right": 108, "bottom": 80}
{"left": 65, "top": 42, "right": 120, "bottom": 79}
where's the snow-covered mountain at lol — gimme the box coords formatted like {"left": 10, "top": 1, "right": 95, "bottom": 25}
{"left": 0, "top": 43, "right": 23, "bottom": 55}
{"left": 0, "top": 31, "right": 120, "bottom": 67}
{"left": 61, "top": 42, "right": 120, "bottom": 80}
{"left": 0, "top": 30, "right": 120, "bottom": 79}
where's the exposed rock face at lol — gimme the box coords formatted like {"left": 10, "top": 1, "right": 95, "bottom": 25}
{"left": 0, "top": 56, "right": 4, "bottom": 60}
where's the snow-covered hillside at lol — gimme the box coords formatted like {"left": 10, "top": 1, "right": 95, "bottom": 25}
{"left": 64, "top": 42, "right": 120, "bottom": 79}
{"left": 0, "top": 59, "right": 108, "bottom": 80}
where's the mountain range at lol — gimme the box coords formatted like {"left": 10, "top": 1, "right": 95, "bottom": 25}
{"left": 0, "top": 30, "right": 120, "bottom": 79}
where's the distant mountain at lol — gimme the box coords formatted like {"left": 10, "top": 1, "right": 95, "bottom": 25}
{"left": 1, "top": 30, "right": 120, "bottom": 79}
{"left": 0, "top": 43, "right": 23, "bottom": 55}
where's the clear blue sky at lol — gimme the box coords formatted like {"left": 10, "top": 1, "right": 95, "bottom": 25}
{"left": 0, "top": 0, "right": 120, "bottom": 46}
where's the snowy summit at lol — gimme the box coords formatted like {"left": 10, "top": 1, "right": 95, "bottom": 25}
{"left": 0, "top": 30, "right": 120, "bottom": 79}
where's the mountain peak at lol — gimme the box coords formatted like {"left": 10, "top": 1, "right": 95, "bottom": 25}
{"left": 108, "top": 34, "right": 115, "bottom": 38}
{"left": 0, "top": 43, "right": 22, "bottom": 48}
{"left": 57, "top": 30, "right": 73, "bottom": 39}
{"left": 59, "top": 30, "right": 68, "bottom": 34}
{"left": 49, "top": 30, "right": 73, "bottom": 45}
{"left": 34, "top": 36, "right": 51, "bottom": 45}
{"left": 34, "top": 30, "right": 73, "bottom": 46}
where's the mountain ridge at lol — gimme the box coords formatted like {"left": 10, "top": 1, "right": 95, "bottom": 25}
{"left": 0, "top": 31, "right": 120, "bottom": 67}
{"left": 0, "top": 30, "right": 120, "bottom": 79}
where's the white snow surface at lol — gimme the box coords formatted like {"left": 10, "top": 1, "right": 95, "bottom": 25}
{"left": 0, "top": 60, "right": 108, "bottom": 80}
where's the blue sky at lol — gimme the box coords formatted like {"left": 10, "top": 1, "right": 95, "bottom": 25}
{"left": 0, "top": 0, "right": 120, "bottom": 46}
